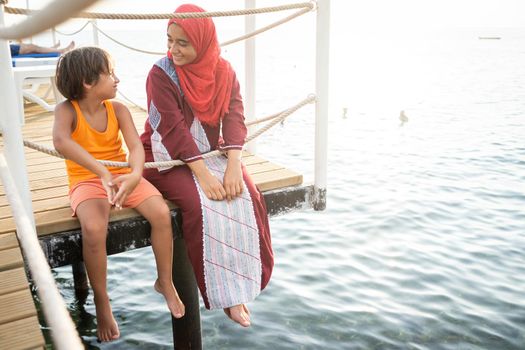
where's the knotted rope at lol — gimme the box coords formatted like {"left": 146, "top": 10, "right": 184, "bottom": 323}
{"left": 23, "top": 95, "right": 316, "bottom": 168}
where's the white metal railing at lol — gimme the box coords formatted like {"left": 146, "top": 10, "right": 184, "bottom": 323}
{"left": 314, "top": 0, "right": 329, "bottom": 209}
{"left": 0, "top": 154, "right": 84, "bottom": 349}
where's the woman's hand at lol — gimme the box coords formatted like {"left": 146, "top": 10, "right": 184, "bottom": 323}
{"left": 223, "top": 159, "right": 243, "bottom": 201}
{"left": 196, "top": 170, "right": 227, "bottom": 201}
{"left": 111, "top": 172, "right": 142, "bottom": 209}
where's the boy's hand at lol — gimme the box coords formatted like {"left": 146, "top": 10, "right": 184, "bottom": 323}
{"left": 101, "top": 172, "right": 118, "bottom": 205}
{"left": 111, "top": 173, "right": 141, "bottom": 209}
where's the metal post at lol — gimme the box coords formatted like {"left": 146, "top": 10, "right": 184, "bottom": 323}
{"left": 314, "top": 0, "right": 330, "bottom": 210}
{"left": 25, "top": 0, "right": 32, "bottom": 43}
{"left": 171, "top": 238, "right": 202, "bottom": 349}
{"left": 51, "top": 27, "right": 57, "bottom": 46}
{"left": 0, "top": 5, "right": 35, "bottom": 225}
{"left": 244, "top": 0, "right": 257, "bottom": 154}
{"left": 91, "top": 19, "right": 99, "bottom": 46}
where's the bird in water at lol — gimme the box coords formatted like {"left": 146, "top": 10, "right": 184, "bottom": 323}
{"left": 399, "top": 110, "right": 408, "bottom": 126}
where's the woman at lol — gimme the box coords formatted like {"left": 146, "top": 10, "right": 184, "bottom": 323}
{"left": 141, "top": 4, "right": 274, "bottom": 327}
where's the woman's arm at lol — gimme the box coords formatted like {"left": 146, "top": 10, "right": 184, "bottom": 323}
{"left": 52, "top": 101, "right": 116, "bottom": 203}
{"left": 147, "top": 65, "right": 226, "bottom": 200}
{"left": 221, "top": 72, "right": 246, "bottom": 200}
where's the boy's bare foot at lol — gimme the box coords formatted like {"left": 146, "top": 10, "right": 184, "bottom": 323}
{"left": 154, "top": 279, "right": 185, "bottom": 318}
{"left": 94, "top": 295, "right": 120, "bottom": 342}
{"left": 224, "top": 304, "right": 251, "bottom": 327}
{"left": 52, "top": 41, "right": 60, "bottom": 49}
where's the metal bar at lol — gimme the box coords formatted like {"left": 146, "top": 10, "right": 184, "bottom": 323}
{"left": 244, "top": 0, "right": 257, "bottom": 154}
{"left": 0, "top": 5, "right": 35, "bottom": 225}
{"left": 314, "top": 0, "right": 330, "bottom": 210}
{"left": 91, "top": 19, "right": 99, "bottom": 45}
{"left": 0, "top": 155, "right": 84, "bottom": 349}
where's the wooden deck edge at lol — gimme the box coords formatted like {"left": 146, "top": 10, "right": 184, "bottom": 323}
{"left": 0, "top": 316, "right": 45, "bottom": 350}
{"left": 40, "top": 184, "right": 315, "bottom": 268}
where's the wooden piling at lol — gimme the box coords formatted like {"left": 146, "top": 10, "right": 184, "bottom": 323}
{"left": 171, "top": 238, "right": 202, "bottom": 350}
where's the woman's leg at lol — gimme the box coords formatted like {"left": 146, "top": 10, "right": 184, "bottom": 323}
{"left": 76, "top": 198, "right": 119, "bottom": 342}
{"left": 134, "top": 196, "right": 185, "bottom": 318}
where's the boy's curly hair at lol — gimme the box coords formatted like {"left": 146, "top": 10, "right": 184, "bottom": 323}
{"left": 55, "top": 47, "right": 112, "bottom": 100}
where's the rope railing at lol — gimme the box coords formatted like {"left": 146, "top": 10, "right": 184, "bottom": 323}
{"left": 221, "top": 6, "right": 312, "bottom": 47}
{"left": 23, "top": 95, "right": 316, "bottom": 168}
{"left": 116, "top": 90, "right": 297, "bottom": 127}
{"left": 90, "top": 21, "right": 165, "bottom": 55}
{"left": 54, "top": 20, "right": 91, "bottom": 36}
{"left": 88, "top": 3, "right": 313, "bottom": 56}
{"left": 0, "top": 0, "right": 98, "bottom": 40}
{"left": 0, "top": 155, "right": 84, "bottom": 350}
{"left": 4, "top": 2, "right": 315, "bottom": 21}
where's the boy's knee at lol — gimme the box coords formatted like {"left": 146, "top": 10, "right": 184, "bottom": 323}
{"left": 81, "top": 221, "right": 107, "bottom": 240}
{"left": 149, "top": 202, "right": 172, "bottom": 226}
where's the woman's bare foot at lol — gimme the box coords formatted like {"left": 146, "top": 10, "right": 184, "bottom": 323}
{"left": 154, "top": 279, "right": 185, "bottom": 318}
{"left": 224, "top": 304, "right": 251, "bottom": 327}
{"left": 94, "top": 295, "right": 120, "bottom": 342}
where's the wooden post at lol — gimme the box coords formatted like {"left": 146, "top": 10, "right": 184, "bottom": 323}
{"left": 171, "top": 238, "right": 202, "bottom": 349}
{"left": 72, "top": 261, "right": 89, "bottom": 303}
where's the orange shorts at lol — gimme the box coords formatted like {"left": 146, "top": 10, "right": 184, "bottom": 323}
{"left": 69, "top": 175, "right": 162, "bottom": 216}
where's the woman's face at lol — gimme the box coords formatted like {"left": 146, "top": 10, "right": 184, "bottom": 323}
{"left": 167, "top": 24, "right": 197, "bottom": 66}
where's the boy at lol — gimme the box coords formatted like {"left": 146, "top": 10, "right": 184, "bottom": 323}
{"left": 53, "top": 47, "right": 184, "bottom": 342}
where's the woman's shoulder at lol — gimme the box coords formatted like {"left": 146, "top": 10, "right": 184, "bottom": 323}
{"left": 149, "top": 57, "right": 181, "bottom": 92}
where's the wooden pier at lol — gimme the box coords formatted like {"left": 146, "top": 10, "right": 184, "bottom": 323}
{"left": 0, "top": 100, "right": 314, "bottom": 349}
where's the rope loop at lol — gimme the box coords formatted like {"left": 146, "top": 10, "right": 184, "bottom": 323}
{"left": 54, "top": 20, "right": 91, "bottom": 36}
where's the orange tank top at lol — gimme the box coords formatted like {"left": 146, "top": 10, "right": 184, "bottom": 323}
{"left": 66, "top": 100, "right": 130, "bottom": 188}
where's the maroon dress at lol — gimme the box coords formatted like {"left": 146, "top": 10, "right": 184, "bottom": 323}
{"left": 141, "top": 57, "right": 273, "bottom": 309}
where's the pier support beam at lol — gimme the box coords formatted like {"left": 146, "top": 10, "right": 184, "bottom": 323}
{"left": 171, "top": 238, "right": 202, "bottom": 350}
{"left": 72, "top": 262, "right": 89, "bottom": 302}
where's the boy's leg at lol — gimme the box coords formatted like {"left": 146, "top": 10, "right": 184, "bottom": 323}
{"left": 134, "top": 196, "right": 185, "bottom": 318}
{"left": 76, "top": 198, "right": 120, "bottom": 342}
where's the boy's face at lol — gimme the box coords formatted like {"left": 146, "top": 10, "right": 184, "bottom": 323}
{"left": 92, "top": 64, "right": 119, "bottom": 99}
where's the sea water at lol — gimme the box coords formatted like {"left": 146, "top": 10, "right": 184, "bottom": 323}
{"left": 26, "top": 10, "right": 525, "bottom": 350}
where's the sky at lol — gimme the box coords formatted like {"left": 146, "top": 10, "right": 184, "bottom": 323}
{"left": 3, "top": 0, "right": 525, "bottom": 30}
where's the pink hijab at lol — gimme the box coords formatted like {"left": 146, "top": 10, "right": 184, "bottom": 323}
{"left": 168, "top": 4, "right": 234, "bottom": 126}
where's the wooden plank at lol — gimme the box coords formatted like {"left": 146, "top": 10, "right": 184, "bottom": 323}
{"left": 0, "top": 289, "right": 36, "bottom": 325}
{"left": 0, "top": 316, "right": 44, "bottom": 350}
{"left": 0, "top": 176, "right": 68, "bottom": 196}
{"left": 0, "top": 232, "right": 19, "bottom": 251}
{"left": 0, "top": 268, "right": 28, "bottom": 296}
{"left": 0, "top": 248, "right": 24, "bottom": 272}
{"left": 251, "top": 168, "right": 303, "bottom": 192}
{"left": 0, "top": 186, "right": 68, "bottom": 207}
{"left": 0, "top": 195, "right": 69, "bottom": 220}
{"left": 245, "top": 161, "right": 284, "bottom": 175}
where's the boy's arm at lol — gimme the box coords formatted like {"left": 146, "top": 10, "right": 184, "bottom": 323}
{"left": 52, "top": 101, "right": 116, "bottom": 203}
{"left": 111, "top": 102, "right": 143, "bottom": 207}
